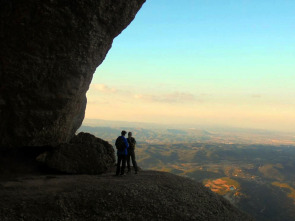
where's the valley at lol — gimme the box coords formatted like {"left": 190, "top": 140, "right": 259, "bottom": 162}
{"left": 79, "top": 124, "right": 295, "bottom": 221}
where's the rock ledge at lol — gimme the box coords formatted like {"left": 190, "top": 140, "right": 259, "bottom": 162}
{"left": 0, "top": 171, "right": 252, "bottom": 220}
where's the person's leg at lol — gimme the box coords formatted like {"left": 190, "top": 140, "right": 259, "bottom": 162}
{"left": 127, "top": 152, "right": 131, "bottom": 172}
{"left": 131, "top": 150, "right": 138, "bottom": 173}
{"left": 116, "top": 155, "right": 122, "bottom": 175}
{"left": 121, "top": 155, "right": 126, "bottom": 175}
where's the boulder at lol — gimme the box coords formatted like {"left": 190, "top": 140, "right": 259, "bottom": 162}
{"left": 0, "top": 0, "right": 145, "bottom": 148}
{"left": 37, "top": 132, "right": 115, "bottom": 174}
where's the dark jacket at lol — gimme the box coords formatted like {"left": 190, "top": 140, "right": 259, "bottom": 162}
{"left": 127, "top": 137, "right": 136, "bottom": 150}
{"left": 116, "top": 136, "right": 129, "bottom": 156}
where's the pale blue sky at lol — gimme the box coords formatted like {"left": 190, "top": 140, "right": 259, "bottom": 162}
{"left": 86, "top": 0, "right": 295, "bottom": 132}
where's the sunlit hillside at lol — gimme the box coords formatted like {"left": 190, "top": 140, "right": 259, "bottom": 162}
{"left": 80, "top": 123, "right": 295, "bottom": 221}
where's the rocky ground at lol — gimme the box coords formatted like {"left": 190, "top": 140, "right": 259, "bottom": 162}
{"left": 0, "top": 169, "right": 252, "bottom": 221}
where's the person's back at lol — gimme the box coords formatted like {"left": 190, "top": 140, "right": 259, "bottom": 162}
{"left": 127, "top": 132, "right": 138, "bottom": 174}
{"left": 115, "top": 130, "right": 129, "bottom": 176}
{"left": 127, "top": 137, "right": 136, "bottom": 149}
{"left": 116, "top": 136, "right": 128, "bottom": 155}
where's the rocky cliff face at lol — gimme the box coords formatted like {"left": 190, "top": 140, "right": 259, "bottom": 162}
{"left": 0, "top": 0, "right": 145, "bottom": 148}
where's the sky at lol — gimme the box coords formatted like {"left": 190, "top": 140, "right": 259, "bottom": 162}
{"left": 85, "top": 0, "right": 295, "bottom": 132}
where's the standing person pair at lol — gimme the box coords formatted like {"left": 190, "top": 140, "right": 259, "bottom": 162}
{"left": 115, "top": 130, "right": 138, "bottom": 176}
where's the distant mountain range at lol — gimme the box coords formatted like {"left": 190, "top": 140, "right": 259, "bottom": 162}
{"left": 80, "top": 119, "right": 295, "bottom": 145}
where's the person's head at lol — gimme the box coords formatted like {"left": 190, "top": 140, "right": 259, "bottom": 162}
{"left": 121, "top": 130, "right": 127, "bottom": 136}
{"left": 128, "top": 132, "right": 132, "bottom": 138}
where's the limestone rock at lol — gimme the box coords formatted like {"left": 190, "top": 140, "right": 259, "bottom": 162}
{"left": 0, "top": 0, "right": 145, "bottom": 148}
{"left": 37, "top": 132, "right": 115, "bottom": 174}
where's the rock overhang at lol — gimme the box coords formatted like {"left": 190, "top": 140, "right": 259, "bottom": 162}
{"left": 0, "top": 0, "right": 146, "bottom": 148}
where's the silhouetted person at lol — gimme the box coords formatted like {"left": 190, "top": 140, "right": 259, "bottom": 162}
{"left": 115, "top": 130, "right": 129, "bottom": 176}
{"left": 127, "top": 132, "right": 138, "bottom": 174}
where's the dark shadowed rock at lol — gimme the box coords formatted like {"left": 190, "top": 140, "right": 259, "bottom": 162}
{"left": 37, "top": 132, "right": 115, "bottom": 174}
{"left": 0, "top": 171, "right": 252, "bottom": 220}
{"left": 0, "top": 0, "right": 145, "bottom": 148}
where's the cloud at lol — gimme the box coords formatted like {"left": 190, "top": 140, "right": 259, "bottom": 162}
{"left": 91, "top": 84, "right": 117, "bottom": 93}
{"left": 133, "top": 92, "right": 197, "bottom": 103}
